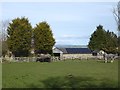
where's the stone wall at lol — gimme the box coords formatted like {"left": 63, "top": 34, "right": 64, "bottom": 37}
{"left": 61, "top": 54, "right": 93, "bottom": 60}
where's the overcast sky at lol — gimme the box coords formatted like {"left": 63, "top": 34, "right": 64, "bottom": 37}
{"left": 1, "top": 2, "right": 118, "bottom": 45}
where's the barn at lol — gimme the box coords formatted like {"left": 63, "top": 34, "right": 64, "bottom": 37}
{"left": 53, "top": 47, "right": 92, "bottom": 60}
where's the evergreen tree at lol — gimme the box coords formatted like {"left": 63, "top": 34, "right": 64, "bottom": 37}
{"left": 104, "top": 31, "right": 118, "bottom": 53}
{"left": 88, "top": 25, "right": 118, "bottom": 53}
{"left": 88, "top": 25, "right": 106, "bottom": 51}
{"left": 7, "top": 17, "right": 32, "bottom": 57}
{"left": 34, "top": 21, "right": 55, "bottom": 54}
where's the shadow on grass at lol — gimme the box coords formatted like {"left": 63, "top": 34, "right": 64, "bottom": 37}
{"left": 27, "top": 75, "right": 118, "bottom": 89}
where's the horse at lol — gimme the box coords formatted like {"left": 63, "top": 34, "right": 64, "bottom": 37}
{"left": 36, "top": 57, "right": 51, "bottom": 62}
{"left": 97, "top": 50, "right": 117, "bottom": 63}
{"left": 103, "top": 53, "right": 116, "bottom": 63}
{"left": 36, "top": 54, "right": 51, "bottom": 62}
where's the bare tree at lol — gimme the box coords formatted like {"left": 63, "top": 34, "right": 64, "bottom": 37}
{"left": 113, "top": 2, "right": 120, "bottom": 33}
{"left": 0, "top": 20, "right": 10, "bottom": 56}
{"left": 113, "top": 1, "right": 120, "bottom": 56}
{"left": 0, "top": 20, "right": 10, "bottom": 41}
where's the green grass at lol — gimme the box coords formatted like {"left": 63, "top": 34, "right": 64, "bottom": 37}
{"left": 2, "top": 60, "right": 118, "bottom": 88}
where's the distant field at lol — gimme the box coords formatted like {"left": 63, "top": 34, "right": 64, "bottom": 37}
{"left": 2, "top": 60, "right": 118, "bottom": 88}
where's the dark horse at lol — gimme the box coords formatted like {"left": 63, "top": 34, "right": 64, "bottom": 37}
{"left": 36, "top": 54, "right": 51, "bottom": 62}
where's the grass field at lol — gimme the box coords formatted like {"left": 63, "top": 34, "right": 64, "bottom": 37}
{"left": 2, "top": 60, "right": 118, "bottom": 88}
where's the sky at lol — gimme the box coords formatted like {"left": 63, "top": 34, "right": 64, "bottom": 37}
{"left": 1, "top": 2, "right": 119, "bottom": 45}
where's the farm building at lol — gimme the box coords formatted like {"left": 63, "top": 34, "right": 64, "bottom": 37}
{"left": 53, "top": 47, "right": 92, "bottom": 60}
{"left": 52, "top": 47, "right": 63, "bottom": 60}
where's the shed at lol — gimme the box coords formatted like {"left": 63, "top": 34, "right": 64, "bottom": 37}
{"left": 52, "top": 47, "right": 63, "bottom": 57}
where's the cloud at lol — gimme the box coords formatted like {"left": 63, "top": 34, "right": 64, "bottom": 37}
{"left": 55, "top": 39, "right": 79, "bottom": 45}
{"left": 55, "top": 38, "right": 89, "bottom": 45}
{"left": 55, "top": 34, "right": 90, "bottom": 45}
{"left": 57, "top": 34, "right": 90, "bottom": 39}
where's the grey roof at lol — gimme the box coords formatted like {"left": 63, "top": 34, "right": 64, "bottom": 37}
{"left": 58, "top": 48, "right": 68, "bottom": 54}
{"left": 53, "top": 48, "right": 63, "bottom": 53}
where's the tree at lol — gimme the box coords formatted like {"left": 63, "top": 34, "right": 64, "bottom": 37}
{"left": 103, "top": 31, "right": 118, "bottom": 53}
{"left": 88, "top": 25, "right": 118, "bottom": 53}
{"left": 88, "top": 25, "right": 107, "bottom": 51}
{"left": 113, "top": 1, "right": 120, "bottom": 32}
{"left": 0, "top": 20, "right": 9, "bottom": 56}
{"left": 7, "top": 17, "right": 32, "bottom": 57}
{"left": 34, "top": 21, "right": 55, "bottom": 54}
{"left": 113, "top": 1, "right": 120, "bottom": 55}
{"left": 1, "top": 20, "right": 10, "bottom": 41}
